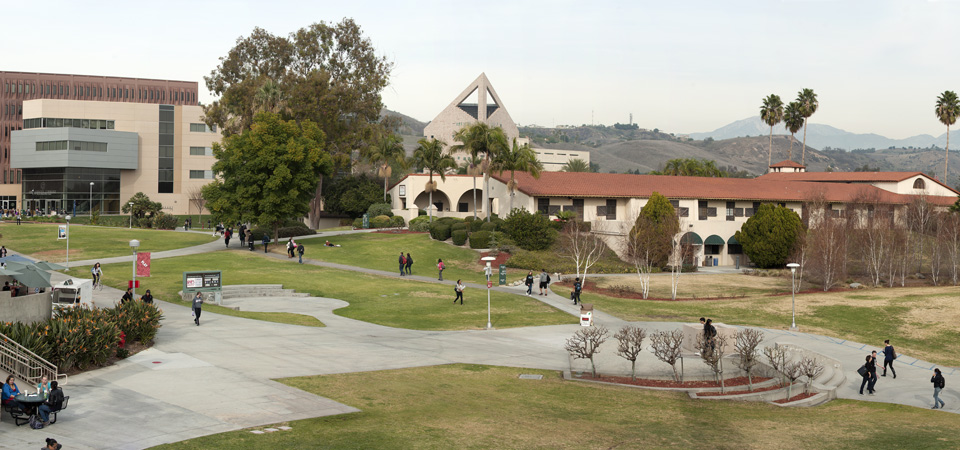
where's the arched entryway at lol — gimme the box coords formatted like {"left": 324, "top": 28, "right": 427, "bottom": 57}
{"left": 414, "top": 190, "right": 453, "bottom": 213}
{"left": 456, "top": 189, "right": 483, "bottom": 214}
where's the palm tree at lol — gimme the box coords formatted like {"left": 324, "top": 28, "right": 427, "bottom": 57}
{"left": 365, "top": 134, "right": 406, "bottom": 201}
{"left": 494, "top": 138, "right": 544, "bottom": 212}
{"left": 784, "top": 102, "right": 804, "bottom": 160}
{"left": 561, "top": 158, "right": 590, "bottom": 172}
{"left": 451, "top": 123, "right": 509, "bottom": 221}
{"left": 254, "top": 78, "right": 289, "bottom": 116}
{"left": 935, "top": 91, "right": 960, "bottom": 181}
{"left": 413, "top": 138, "right": 455, "bottom": 222}
{"left": 463, "top": 153, "right": 484, "bottom": 219}
{"left": 760, "top": 94, "right": 784, "bottom": 167}
{"left": 797, "top": 88, "right": 819, "bottom": 166}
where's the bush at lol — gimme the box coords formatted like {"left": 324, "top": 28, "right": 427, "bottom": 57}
{"left": 503, "top": 208, "right": 557, "bottom": 251}
{"left": 452, "top": 230, "right": 468, "bottom": 246}
{"left": 353, "top": 217, "right": 364, "bottom": 229}
{"left": 735, "top": 204, "right": 803, "bottom": 268}
{"left": 370, "top": 214, "right": 391, "bottom": 228}
{"left": 390, "top": 215, "right": 405, "bottom": 228}
{"left": 249, "top": 223, "right": 314, "bottom": 239}
{"left": 470, "top": 219, "right": 484, "bottom": 232}
{"left": 480, "top": 221, "right": 499, "bottom": 232}
{"left": 451, "top": 222, "right": 468, "bottom": 232}
{"left": 90, "top": 209, "right": 100, "bottom": 226}
{"left": 137, "top": 216, "right": 154, "bottom": 228}
{"left": 469, "top": 230, "right": 492, "bottom": 249}
{"left": 109, "top": 300, "right": 164, "bottom": 343}
{"left": 152, "top": 212, "right": 178, "bottom": 230}
{"left": 366, "top": 203, "right": 394, "bottom": 218}
{"left": 429, "top": 223, "right": 452, "bottom": 241}
{"left": 409, "top": 215, "right": 431, "bottom": 232}
{"left": 418, "top": 209, "right": 427, "bottom": 216}
{"left": 437, "top": 217, "right": 463, "bottom": 227}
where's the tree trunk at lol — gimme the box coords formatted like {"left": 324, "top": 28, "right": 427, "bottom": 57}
{"left": 946, "top": 124, "right": 951, "bottom": 182}
{"left": 768, "top": 125, "right": 773, "bottom": 167}
{"left": 631, "top": 359, "right": 637, "bottom": 381}
{"left": 472, "top": 175, "right": 478, "bottom": 221}
{"left": 801, "top": 119, "right": 808, "bottom": 166}
{"left": 383, "top": 172, "right": 388, "bottom": 202}
{"left": 789, "top": 134, "right": 795, "bottom": 160}
{"left": 748, "top": 371, "right": 753, "bottom": 391}
{"left": 484, "top": 173, "right": 491, "bottom": 222}
{"left": 308, "top": 176, "right": 324, "bottom": 229}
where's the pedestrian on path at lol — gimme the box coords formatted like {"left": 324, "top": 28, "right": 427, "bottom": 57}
{"left": 882, "top": 339, "right": 897, "bottom": 378}
{"left": 192, "top": 292, "right": 204, "bottom": 326}
{"left": 437, "top": 258, "right": 445, "bottom": 281}
{"left": 572, "top": 277, "right": 582, "bottom": 305}
{"left": 224, "top": 228, "right": 232, "bottom": 247}
{"left": 931, "top": 368, "right": 946, "bottom": 409}
{"left": 0, "top": 245, "right": 7, "bottom": 257}
{"left": 263, "top": 234, "right": 269, "bottom": 253}
{"left": 247, "top": 229, "right": 254, "bottom": 251}
{"left": 870, "top": 350, "right": 880, "bottom": 391}
{"left": 287, "top": 238, "right": 295, "bottom": 258}
{"left": 454, "top": 279, "right": 465, "bottom": 304}
{"left": 405, "top": 253, "right": 413, "bottom": 275}
{"left": 297, "top": 243, "right": 305, "bottom": 264}
{"left": 860, "top": 354, "right": 877, "bottom": 395}
{"left": 15, "top": 212, "right": 20, "bottom": 225}
{"left": 399, "top": 252, "right": 406, "bottom": 276}
{"left": 525, "top": 271, "right": 534, "bottom": 296}
{"left": 538, "top": 269, "right": 550, "bottom": 295}
{"left": 239, "top": 224, "right": 246, "bottom": 247}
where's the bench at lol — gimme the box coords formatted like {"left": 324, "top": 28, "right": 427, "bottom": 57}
{"left": 4, "top": 402, "right": 30, "bottom": 426}
{"left": 49, "top": 395, "right": 69, "bottom": 424}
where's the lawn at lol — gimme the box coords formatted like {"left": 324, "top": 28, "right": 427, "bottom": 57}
{"left": 153, "top": 364, "right": 960, "bottom": 450}
{"left": 553, "top": 275, "right": 960, "bottom": 366}
{"left": 591, "top": 272, "right": 800, "bottom": 299}
{"left": 84, "top": 251, "right": 572, "bottom": 331}
{"left": 0, "top": 223, "right": 216, "bottom": 262}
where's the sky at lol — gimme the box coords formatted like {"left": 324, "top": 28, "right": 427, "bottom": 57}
{"left": 5, "top": 0, "right": 960, "bottom": 138}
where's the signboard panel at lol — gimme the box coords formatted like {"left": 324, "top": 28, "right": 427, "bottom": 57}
{"left": 182, "top": 271, "right": 222, "bottom": 293}
{"left": 57, "top": 225, "right": 67, "bottom": 240}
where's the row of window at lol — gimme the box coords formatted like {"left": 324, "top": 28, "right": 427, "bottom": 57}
{"left": 189, "top": 170, "right": 213, "bottom": 179}
{"left": 189, "top": 123, "right": 216, "bottom": 133}
{"left": 2, "top": 81, "right": 197, "bottom": 104}
{"left": 158, "top": 106, "right": 174, "bottom": 193}
{"left": 36, "top": 140, "right": 108, "bottom": 152}
{"left": 189, "top": 146, "right": 212, "bottom": 156}
{"left": 23, "top": 117, "right": 115, "bottom": 130}
{"left": 3, "top": 103, "right": 21, "bottom": 116}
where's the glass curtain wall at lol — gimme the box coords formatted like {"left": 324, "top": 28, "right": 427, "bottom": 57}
{"left": 22, "top": 168, "right": 121, "bottom": 214}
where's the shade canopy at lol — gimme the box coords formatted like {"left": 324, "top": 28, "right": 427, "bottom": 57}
{"left": 9, "top": 265, "right": 52, "bottom": 288}
{"left": 727, "top": 235, "right": 740, "bottom": 245}
{"left": 680, "top": 232, "right": 703, "bottom": 246}
{"left": 34, "top": 261, "right": 67, "bottom": 271}
{"left": 0, "top": 267, "right": 22, "bottom": 277}
{"left": 704, "top": 235, "right": 725, "bottom": 246}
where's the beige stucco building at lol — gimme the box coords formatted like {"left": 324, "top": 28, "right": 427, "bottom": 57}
{"left": 11, "top": 99, "right": 218, "bottom": 215}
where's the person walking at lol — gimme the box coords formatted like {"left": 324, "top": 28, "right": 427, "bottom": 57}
{"left": 239, "top": 224, "right": 246, "bottom": 247}
{"left": 263, "top": 234, "right": 270, "bottom": 253}
{"left": 538, "top": 269, "right": 550, "bottom": 295}
{"left": 437, "top": 258, "right": 446, "bottom": 281}
{"left": 15, "top": 211, "right": 20, "bottom": 225}
{"left": 572, "top": 277, "right": 583, "bottom": 305}
{"left": 405, "top": 253, "right": 413, "bottom": 275}
{"left": 399, "top": 252, "right": 407, "bottom": 276}
{"left": 454, "top": 279, "right": 465, "bottom": 305}
{"left": 882, "top": 339, "right": 897, "bottom": 378}
{"left": 297, "top": 242, "right": 305, "bottom": 264}
{"left": 931, "top": 368, "right": 946, "bottom": 409}
{"left": 224, "top": 228, "right": 231, "bottom": 247}
{"left": 869, "top": 350, "right": 880, "bottom": 392}
{"left": 524, "top": 271, "right": 534, "bottom": 296}
{"left": 859, "top": 354, "right": 877, "bottom": 395}
{"left": 247, "top": 229, "right": 254, "bottom": 251}
{"left": 192, "top": 292, "right": 204, "bottom": 326}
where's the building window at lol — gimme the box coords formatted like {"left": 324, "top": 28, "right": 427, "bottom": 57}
{"left": 913, "top": 178, "right": 925, "bottom": 190}
{"left": 538, "top": 198, "right": 550, "bottom": 214}
{"left": 189, "top": 146, "right": 212, "bottom": 156}
{"left": 158, "top": 105, "right": 175, "bottom": 193}
{"left": 189, "top": 170, "right": 213, "bottom": 179}
{"left": 190, "top": 123, "right": 213, "bottom": 133}
{"left": 605, "top": 199, "right": 616, "bottom": 220}
{"left": 35, "top": 141, "right": 107, "bottom": 152}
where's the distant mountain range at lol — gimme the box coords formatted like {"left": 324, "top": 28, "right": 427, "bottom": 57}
{"left": 690, "top": 116, "right": 958, "bottom": 151}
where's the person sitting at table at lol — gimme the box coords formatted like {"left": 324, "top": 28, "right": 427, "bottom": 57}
{"left": 37, "top": 380, "right": 64, "bottom": 427}
{"left": 37, "top": 375, "right": 51, "bottom": 397}
{"left": 2, "top": 375, "right": 24, "bottom": 412}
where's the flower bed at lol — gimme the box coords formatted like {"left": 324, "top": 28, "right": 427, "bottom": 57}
{"left": 573, "top": 374, "right": 772, "bottom": 389}
{"left": 479, "top": 251, "right": 511, "bottom": 267}
{"left": 696, "top": 384, "right": 782, "bottom": 396}
{"left": 773, "top": 392, "right": 818, "bottom": 404}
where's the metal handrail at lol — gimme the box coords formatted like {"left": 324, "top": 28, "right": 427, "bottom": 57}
{"left": 0, "top": 331, "right": 65, "bottom": 387}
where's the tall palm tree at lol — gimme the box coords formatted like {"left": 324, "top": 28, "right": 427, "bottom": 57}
{"left": 463, "top": 153, "right": 484, "bottom": 219}
{"left": 935, "top": 91, "right": 960, "bottom": 181}
{"left": 760, "top": 94, "right": 784, "bottom": 167}
{"left": 254, "top": 78, "right": 289, "bottom": 116}
{"left": 783, "top": 102, "right": 804, "bottom": 160}
{"left": 451, "top": 123, "right": 509, "bottom": 221}
{"left": 494, "top": 138, "right": 544, "bottom": 212}
{"left": 797, "top": 88, "right": 819, "bottom": 166}
{"left": 561, "top": 158, "right": 590, "bottom": 172}
{"left": 365, "top": 134, "right": 406, "bottom": 201}
{"left": 413, "top": 138, "right": 455, "bottom": 222}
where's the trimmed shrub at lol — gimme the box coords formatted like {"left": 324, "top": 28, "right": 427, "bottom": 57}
{"left": 437, "top": 217, "right": 463, "bottom": 227}
{"left": 137, "top": 217, "right": 154, "bottom": 228}
{"left": 153, "top": 212, "right": 178, "bottom": 230}
{"left": 480, "top": 221, "right": 499, "bottom": 232}
{"left": 469, "top": 230, "right": 492, "bottom": 249}
{"left": 470, "top": 219, "right": 484, "bottom": 232}
{"left": 409, "top": 215, "right": 431, "bottom": 232}
{"left": 451, "top": 222, "right": 468, "bottom": 232}
{"left": 429, "top": 223, "right": 452, "bottom": 241}
{"left": 503, "top": 208, "right": 557, "bottom": 251}
{"left": 353, "top": 217, "right": 364, "bottom": 229}
{"left": 370, "top": 214, "right": 391, "bottom": 228}
{"left": 366, "top": 203, "right": 394, "bottom": 218}
{"left": 418, "top": 209, "right": 427, "bottom": 216}
{"left": 452, "top": 230, "right": 468, "bottom": 246}
{"left": 249, "top": 223, "right": 314, "bottom": 239}
{"left": 390, "top": 215, "right": 405, "bottom": 228}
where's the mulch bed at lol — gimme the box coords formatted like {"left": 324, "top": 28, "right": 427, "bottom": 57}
{"left": 696, "top": 384, "right": 782, "bottom": 396}
{"left": 574, "top": 374, "right": 772, "bottom": 389}
{"left": 479, "top": 251, "right": 511, "bottom": 267}
{"left": 556, "top": 280, "right": 752, "bottom": 302}
{"left": 373, "top": 230, "right": 427, "bottom": 234}
{"left": 773, "top": 392, "right": 818, "bottom": 404}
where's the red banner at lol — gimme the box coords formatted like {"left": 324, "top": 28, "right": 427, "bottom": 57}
{"left": 136, "top": 252, "right": 151, "bottom": 277}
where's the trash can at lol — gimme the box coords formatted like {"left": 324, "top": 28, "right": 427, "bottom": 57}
{"left": 580, "top": 303, "right": 594, "bottom": 327}
{"left": 714, "top": 257, "right": 718, "bottom": 267}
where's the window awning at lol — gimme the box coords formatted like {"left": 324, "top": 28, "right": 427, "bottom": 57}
{"left": 705, "top": 235, "right": 725, "bottom": 246}
{"left": 727, "top": 235, "right": 740, "bottom": 245}
{"left": 680, "top": 232, "right": 703, "bottom": 246}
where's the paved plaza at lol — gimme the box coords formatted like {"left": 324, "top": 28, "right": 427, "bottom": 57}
{"left": 1, "top": 229, "right": 956, "bottom": 449}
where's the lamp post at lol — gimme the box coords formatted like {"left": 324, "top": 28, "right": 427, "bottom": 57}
{"left": 481, "top": 256, "right": 496, "bottom": 330}
{"left": 130, "top": 239, "right": 140, "bottom": 298}
{"left": 787, "top": 263, "right": 800, "bottom": 331}
{"left": 89, "top": 182, "right": 94, "bottom": 216}
{"left": 128, "top": 202, "right": 134, "bottom": 228}
{"left": 65, "top": 215, "right": 71, "bottom": 271}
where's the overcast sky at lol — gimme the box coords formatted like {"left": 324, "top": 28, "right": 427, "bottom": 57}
{"left": 6, "top": 0, "right": 960, "bottom": 138}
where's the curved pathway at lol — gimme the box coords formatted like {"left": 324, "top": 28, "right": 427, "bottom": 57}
{"left": 1, "top": 230, "right": 955, "bottom": 449}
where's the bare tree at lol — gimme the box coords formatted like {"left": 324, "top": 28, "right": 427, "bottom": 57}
{"left": 907, "top": 192, "right": 933, "bottom": 274}
{"left": 622, "top": 206, "right": 676, "bottom": 299}
{"left": 650, "top": 329, "right": 684, "bottom": 382}
{"left": 188, "top": 186, "right": 207, "bottom": 227}
{"left": 696, "top": 332, "right": 728, "bottom": 392}
{"left": 564, "top": 326, "right": 609, "bottom": 378}
{"left": 734, "top": 328, "right": 763, "bottom": 391}
{"left": 668, "top": 225, "right": 692, "bottom": 300}
{"left": 799, "top": 355, "right": 825, "bottom": 394}
{"left": 560, "top": 220, "right": 605, "bottom": 282}
{"left": 807, "top": 199, "right": 846, "bottom": 291}
{"left": 614, "top": 326, "right": 647, "bottom": 381}
{"left": 944, "top": 213, "right": 960, "bottom": 286}
{"left": 930, "top": 213, "right": 948, "bottom": 286}
{"left": 886, "top": 222, "right": 910, "bottom": 287}
{"left": 763, "top": 345, "right": 787, "bottom": 386}
{"left": 782, "top": 359, "right": 805, "bottom": 400}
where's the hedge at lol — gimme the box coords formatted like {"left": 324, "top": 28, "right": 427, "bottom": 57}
{"left": 249, "top": 223, "right": 314, "bottom": 239}
{"left": 370, "top": 215, "right": 392, "bottom": 228}
{"left": 451, "top": 222, "right": 468, "bottom": 232}
{"left": 429, "top": 223, "right": 452, "bottom": 241}
{"left": 452, "top": 230, "right": 468, "bottom": 246}
{"left": 480, "top": 221, "right": 499, "bottom": 232}
{"left": 469, "top": 230, "right": 492, "bottom": 249}
{"left": 469, "top": 219, "right": 484, "bottom": 232}
{"left": 409, "top": 216, "right": 431, "bottom": 232}
{"left": 390, "top": 215, "right": 405, "bottom": 228}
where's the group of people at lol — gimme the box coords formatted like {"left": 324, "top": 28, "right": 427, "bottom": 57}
{"left": 857, "top": 340, "right": 947, "bottom": 409}
{"left": 288, "top": 238, "right": 305, "bottom": 263}
{"left": 2, "top": 374, "right": 66, "bottom": 429}
{"left": 523, "top": 269, "right": 553, "bottom": 297}
{"left": 398, "top": 252, "right": 414, "bottom": 276}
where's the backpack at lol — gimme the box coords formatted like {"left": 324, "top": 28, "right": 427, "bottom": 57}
{"left": 438, "top": 262, "right": 445, "bottom": 270}
{"left": 297, "top": 244, "right": 304, "bottom": 255}
{"left": 29, "top": 414, "right": 44, "bottom": 429}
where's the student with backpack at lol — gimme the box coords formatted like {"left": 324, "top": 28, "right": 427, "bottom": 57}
{"left": 572, "top": 277, "right": 582, "bottom": 305}
{"left": 437, "top": 258, "right": 446, "bottom": 281}
{"left": 524, "top": 271, "right": 534, "bottom": 296}
{"left": 538, "top": 269, "right": 550, "bottom": 295}
{"left": 931, "top": 368, "right": 946, "bottom": 409}
{"left": 405, "top": 253, "right": 413, "bottom": 275}
{"left": 399, "top": 252, "right": 407, "bottom": 276}
{"left": 454, "top": 280, "right": 465, "bottom": 305}
{"left": 297, "top": 243, "right": 305, "bottom": 264}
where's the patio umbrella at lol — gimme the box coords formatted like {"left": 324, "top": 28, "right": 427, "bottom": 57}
{"left": 10, "top": 265, "right": 52, "bottom": 288}
{"left": 0, "top": 267, "right": 22, "bottom": 277}
{"left": 34, "top": 261, "right": 67, "bottom": 271}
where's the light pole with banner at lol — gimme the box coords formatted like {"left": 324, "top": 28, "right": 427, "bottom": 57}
{"left": 787, "top": 262, "right": 800, "bottom": 331}
{"left": 58, "top": 216, "right": 71, "bottom": 271}
{"left": 481, "top": 256, "right": 496, "bottom": 330}
{"left": 89, "top": 182, "right": 94, "bottom": 216}
{"left": 130, "top": 239, "right": 140, "bottom": 298}
{"left": 128, "top": 202, "right": 134, "bottom": 228}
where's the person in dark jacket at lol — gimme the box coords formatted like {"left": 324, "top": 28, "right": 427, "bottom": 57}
{"left": 224, "top": 228, "right": 232, "bottom": 247}
{"left": 297, "top": 243, "right": 305, "bottom": 264}
{"left": 263, "top": 234, "right": 270, "bottom": 253}
{"left": 38, "top": 380, "right": 64, "bottom": 426}
{"left": 192, "top": 292, "right": 204, "bottom": 326}
{"left": 931, "top": 368, "right": 946, "bottom": 409}
{"left": 869, "top": 350, "right": 880, "bottom": 392}
{"left": 239, "top": 224, "right": 246, "bottom": 247}
{"left": 399, "top": 252, "right": 406, "bottom": 276}
{"left": 882, "top": 339, "right": 897, "bottom": 378}
{"left": 120, "top": 288, "right": 133, "bottom": 304}
{"left": 141, "top": 289, "right": 154, "bottom": 304}
{"left": 572, "top": 277, "right": 582, "bottom": 305}
{"left": 524, "top": 271, "right": 534, "bottom": 296}
{"left": 404, "top": 253, "right": 413, "bottom": 275}
{"left": 860, "top": 354, "right": 878, "bottom": 395}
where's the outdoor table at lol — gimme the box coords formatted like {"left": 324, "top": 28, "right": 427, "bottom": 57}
{"left": 13, "top": 393, "right": 45, "bottom": 416}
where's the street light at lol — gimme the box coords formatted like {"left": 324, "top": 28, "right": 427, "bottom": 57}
{"left": 89, "top": 182, "right": 94, "bottom": 216}
{"left": 130, "top": 239, "right": 140, "bottom": 298}
{"left": 65, "top": 215, "right": 71, "bottom": 271}
{"left": 787, "top": 262, "right": 800, "bottom": 331}
{"left": 481, "top": 256, "right": 496, "bottom": 330}
{"left": 128, "top": 202, "right": 134, "bottom": 228}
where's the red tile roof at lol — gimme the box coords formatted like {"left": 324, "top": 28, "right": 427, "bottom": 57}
{"left": 758, "top": 171, "right": 923, "bottom": 183}
{"left": 770, "top": 160, "right": 806, "bottom": 168}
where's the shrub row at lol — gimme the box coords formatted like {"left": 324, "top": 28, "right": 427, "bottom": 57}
{"left": 249, "top": 223, "right": 315, "bottom": 239}
{"left": 352, "top": 215, "right": 405, "bottom": 229}
{"left": 452, "top": 230, "right": 468, "bottom": 246}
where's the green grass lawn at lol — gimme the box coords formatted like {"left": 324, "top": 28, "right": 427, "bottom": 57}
{"left": 152, "top": 364, "right": 960, "bottom": 450}
{"left": 84, "top": 251, "right": 571, "bottom": 331}
{"left": 0, "top": 223, "right": 216, "bottom": 262}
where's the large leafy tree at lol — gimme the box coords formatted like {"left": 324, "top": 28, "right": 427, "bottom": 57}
{"left": 650, "top": 158, "right": 726, "bottom": 177}
{"left": 760, "top": 94, "right": 784, "bottom": 167}
{"left": 629, "top": 192, "right": 680, "bottom": 268}
{"left": 121, "top": 192, "right": 163, "bottom": 220}
{"left": 935, "top": 90, "right": 960, "bottom": 182}
{"left": 494, "top": 138, "right": 544, "bottom": 212}
{"left": 734, "top": 203, "right": 803, "bottom": 268}
{"left": 364, "top": 134, "right": 406, "bottom": 201}
{"left": 413, "top": 138, "right": 455, "bottom": 222}
{"left": 561, "top": 158, "right": 590, "bottom": 172}
{"left": 203, "top": 19, "right": 393, "bottom": 228}
{"left": 202, "top": 112, "right": 332, "bottom": 243}
{"left": 783, "top": 102, "right": 804, "bottom": 160}
{"left": 797, "top": 88, "right": 819, "bottom": 166}
{"left": 451, "top": 123, "right": 509, "bottom": 222}
{"left": 322, "top": 174, "right": 382, "bottom": 218}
